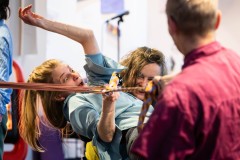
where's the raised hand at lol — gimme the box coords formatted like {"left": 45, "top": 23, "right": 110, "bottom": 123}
{"left": 19, "top": 4, "right": 43, "bottom": 27}
{"left": 102, "top": 91, "right": 120, "bottom": 103}
{"left": 18, "top": 4, "right": 100, "bottom": 55}
{"left": 98, "top": 88, "right": 120, "bottom": 142}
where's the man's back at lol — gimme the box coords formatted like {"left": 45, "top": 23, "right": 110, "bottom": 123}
{"left": 170, "top": 41, "right": 240, "bottom": 159}
{"left": 131, "top": 0, "right": 240, "bottom": 159}
{"left": 131, "top": 42, "right": 240, "bottom": 160}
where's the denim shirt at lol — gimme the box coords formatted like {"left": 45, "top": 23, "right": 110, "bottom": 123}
{"left": 0, "top": 19, "right": 13, "bottom": 116}
{"left": 84, "top": 53, "right": 125, "bottom": 86}
{"left": 63, "top": 54, "right": 154, "bottom": 160}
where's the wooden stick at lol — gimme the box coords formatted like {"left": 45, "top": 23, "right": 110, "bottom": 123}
{"left": 0, "top": 81, "right": 145, "bottom": 93}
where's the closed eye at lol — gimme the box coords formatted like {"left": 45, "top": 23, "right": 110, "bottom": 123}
{"left": 148, "top": 77, "right": 154, "bottom": 81}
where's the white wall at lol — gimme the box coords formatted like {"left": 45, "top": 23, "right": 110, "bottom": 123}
{"left": 217, "top": 0, "right": 240, "bottom": 53}
{"left": 8, "top": 0, "right": 240, "bottom": 79}
{"left": 8, "top": 0, "right": 48, "bottom": 79}
{"left": 4, "top": 0, "right": 240, "bottom": 159}
{"left": 147, "top": 0, "right": 183, "bottom": 73}
{"left": 45, "top": 0, "right": 148, "bottom": 76}
{"left": 147, "top": 0, "right": 240, "bottom": 73}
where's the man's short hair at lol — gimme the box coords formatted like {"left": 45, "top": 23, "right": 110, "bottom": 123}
{"left": 166, "top": 0, "right": 218, "bottom": 36}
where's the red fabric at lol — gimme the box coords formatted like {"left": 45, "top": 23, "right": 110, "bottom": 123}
{"left": 3, "top": 61, "right": 28, "bottom": 160}
{"left": 131, "top": 42, "right": 240, "bottom": 160}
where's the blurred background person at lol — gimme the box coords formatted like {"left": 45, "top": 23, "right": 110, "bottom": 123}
{"left": 0, "top": 0, "right": 13, "bottom": 159}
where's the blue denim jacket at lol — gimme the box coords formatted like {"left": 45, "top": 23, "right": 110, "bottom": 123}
{"left": 0, "top": 19, "right": 13, "bottom": 115}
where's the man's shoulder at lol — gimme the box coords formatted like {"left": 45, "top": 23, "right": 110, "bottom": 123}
{"left": 161, "top": 72, "right": 199, "bottom": 102}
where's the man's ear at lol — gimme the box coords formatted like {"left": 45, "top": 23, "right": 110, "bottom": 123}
{"left": 215, "top": 10, "right": 222, "bottom": 30}
{"left": 168, "top": 16, "right": 178, "bottom": 36}
{"left": 54, "top": 94, "right": 65, "bottom": 101}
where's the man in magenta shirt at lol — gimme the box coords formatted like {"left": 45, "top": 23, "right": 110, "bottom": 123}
{"left": 131, "top": 0, "right": 240, "bottom": 159}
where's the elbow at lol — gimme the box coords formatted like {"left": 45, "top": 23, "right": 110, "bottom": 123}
{"left": 100, "top": 128, "right": 115, "bottom": 142}
{"left": 86, "top": 30, "right": 95, "bottom": 39}
{"left": 85, "top": 29, "right": 96, "bottom": 44}
{"left": 103, "top": 134, "right": 114, "bottom": 142}
{"left": 83, "top": 29, "right": 100, "bottom": 54}
{"left": 97, "top": 126, "right": 115, "bottom": 143}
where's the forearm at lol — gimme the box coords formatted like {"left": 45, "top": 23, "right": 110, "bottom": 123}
{"left": 39, "top": 18, "right": 100, "bottom": 54}
{"left": 97, "top": 102, "right": 116, "bottom": 142}
{"left": 20, "top": 5, "right": 100, "bottom": 54}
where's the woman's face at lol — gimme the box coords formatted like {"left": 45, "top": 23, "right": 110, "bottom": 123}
{"left": 52, "top": 63, "right": 85, "bottom": 88}
{"left": 134, "top": 63, "right": 161, "bottom": 100}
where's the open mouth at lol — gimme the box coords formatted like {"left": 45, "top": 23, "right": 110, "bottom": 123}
{"left": 78, "top": 81, "right": 84, "bottom": 86}
{"left": 138, "top": 90, "right": 145, "bottom": 94}
{"left": 136, "top": 85, "right": 146, "bottom": 93}
{"left": 135, "top": 90, "right": 145, "bottom": 96}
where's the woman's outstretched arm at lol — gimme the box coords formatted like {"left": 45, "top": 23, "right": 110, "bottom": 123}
{"left": 19, "top": 4, "right": 100, "bottom": 55}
